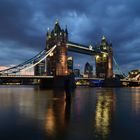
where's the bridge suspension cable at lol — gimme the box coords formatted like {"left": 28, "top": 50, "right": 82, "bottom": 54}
{"left": 0, "top": 45, "right": 56, "bottom": 74}
{"left": 0, "top": 49, "right": 46, "bottom": 73}
{"left": 21, "top": 45, "right": 56, "bottom": 72}
{"left": 113, "top": 57, "right": 126, "bottom": 77}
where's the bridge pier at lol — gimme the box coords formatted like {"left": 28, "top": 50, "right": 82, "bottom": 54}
{"left": 39, "top": 75, "right": 76, "bottom": 89}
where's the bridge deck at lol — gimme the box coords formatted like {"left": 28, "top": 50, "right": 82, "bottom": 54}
{"left": 67, "top": 42, "right": 96, "bottom": 55}
{"left": 0, "top": 75, "right": 54, "bottom": 79}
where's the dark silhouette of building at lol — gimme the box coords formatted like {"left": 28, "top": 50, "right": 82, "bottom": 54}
{"left": 73, "top": 69, "right": 80, "bottom": 77}
{"left": 46, "top": 20, "right": 68, "bottom": 76}
{"left": 84, "top": 62, "right": 93, "bottom": 77}
{"left": 34, "top": 60, "right": 45, "bottom": 76}
{"left": 95, "top": 36, "right": 113, "bottom": 78}
{"left": 67, "top": 56, "right": 73, "bottom": 73}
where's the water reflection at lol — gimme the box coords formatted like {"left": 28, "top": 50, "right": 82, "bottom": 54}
{"left": 45, "top": 107, "right": 55, "bottom": 135}
{"left": 0, "top": 86, "right": 72, "bottom": 139}
{"left": 42, "top": 89, "right": 71, "bottom": 139}
{"left": 0, "top": 86, "right": 140, "bottom": 139}
{"left": 94, "top": 89, "right": 115, "bottom": 139}
{"left": 131, "top": 87, "right": 140, "bottom": 115}
{"left": 32, "top": 89, "right": 71, "bottom": 139}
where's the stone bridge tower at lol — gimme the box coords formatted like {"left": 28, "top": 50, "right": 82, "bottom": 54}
{"left": 95, "top": 36, "right": 113, "bottom": 78}
{"left": 46, "top": 21, "right": 68, "bottom": 76}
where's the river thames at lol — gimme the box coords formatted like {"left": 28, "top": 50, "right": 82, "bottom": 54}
{"left": 0, "top": 86, "right": 140, "bottom": 140}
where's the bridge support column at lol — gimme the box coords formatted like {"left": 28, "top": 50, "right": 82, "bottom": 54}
{"left": 56, "top": 43, "right": 68, "bottom": 76}
{"left": 107, "top": 52, "right": 113, "bottom": 78}
{"left": 95, "top": 36, "right": 113, "bottom": 79}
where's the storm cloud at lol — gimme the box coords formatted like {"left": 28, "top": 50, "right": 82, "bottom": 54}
{"left": 0, "top": 0, "right": 140, "bottom": 73}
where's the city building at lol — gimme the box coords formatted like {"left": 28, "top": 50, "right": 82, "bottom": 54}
{"left": 95, "top": 36, "right": 113, "bottom": 78}
{"left": 84, "top": 62, "right": 93, "bottom": 78}
{"left": 73, "top": 69, "right": 80, "bottom": 77}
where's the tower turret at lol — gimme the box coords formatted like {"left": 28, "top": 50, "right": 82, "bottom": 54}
{"left": 46, "top": 21, "right": 68, "bottom": 76}
{"left": 95, "top": 36, "right": 113, "bottom": 78}
{"left": 54, "top": 20, "right": 62, "bottom": 35}
{"left": 64, "top": 25, "right": 68, "bottom": 41}
{"left": 46, "top": 28, "right": 51, "bottom": 40}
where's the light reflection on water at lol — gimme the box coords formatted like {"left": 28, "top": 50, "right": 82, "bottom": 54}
{"left": 94, "top": 89, "right": 116, "bottom": 139}
{"left": 0, "top": 86, "right": 140, "bottom": 139}
{"left": 131, "top": 87, "right": 140, "bottom": 115}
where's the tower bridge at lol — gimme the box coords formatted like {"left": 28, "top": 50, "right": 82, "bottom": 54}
{"left": 45, "top": 21, "right": 113, "bottom": 78}
{"left": 0, "top": 21, "right": 138, "bottom": 87}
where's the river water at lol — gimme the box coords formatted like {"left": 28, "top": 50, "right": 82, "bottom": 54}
{"left": 0, "top": 86, "right": 140, "bottom": 140}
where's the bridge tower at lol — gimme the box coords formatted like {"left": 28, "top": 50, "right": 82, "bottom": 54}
{"left": 46, "top": 21, "right": 68, "bottom": 76}
{"left": 95, "top": 36, "right": 113, "bottom": 78}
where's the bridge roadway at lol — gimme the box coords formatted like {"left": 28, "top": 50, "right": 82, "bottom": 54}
{"left": 0, "top": 75, "right": 54, "bottom": 80}
{"left": 0, "top": 75, "right": 104, "bottom": 80}
{"left": 0, "top": 75, "right": 139, "bottom": 87}
{"left": 0, "top": 75, "right": 138, "bottom": 82}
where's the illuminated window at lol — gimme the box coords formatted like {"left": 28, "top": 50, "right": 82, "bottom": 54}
{"left": 103, "top": 54, "right": 107, "bottom": 58}
{"left": 103, "top": 46, "right": 107, "bottom": 50}
{"left": 49, "top": 52, "right": 53, "bottom": 57}
{"left": 96, "top": 55, "right": 100, "bottom": 59}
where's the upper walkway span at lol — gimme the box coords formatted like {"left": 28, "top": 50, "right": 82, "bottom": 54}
{"left": 67, "top": 42, "right": 97, "bottom": 55}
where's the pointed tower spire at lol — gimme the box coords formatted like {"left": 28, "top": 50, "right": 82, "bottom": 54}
{"left": 54, "top": 19, "right": 61, "bottom": 34}
{"left": 65, "top": 25, "right": 68, "bottom": 34}
{"left": 101, "top": 35, "right": 107, "bottom": 45}
{"left": 55, "top": 19, "right": 59, "bottom": 24}
{"left": 46, "top": 27, "right": 52, "bottom": 40}
{"left": 47, "top": 27, "right": 50, "bottom": 35}
{"left": 102, "top": 35, "right": 106, "bottom": 40}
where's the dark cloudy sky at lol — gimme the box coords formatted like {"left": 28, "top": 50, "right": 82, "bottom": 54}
{"left": 0, "top": 0, "right": 140, "bottom": 73}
